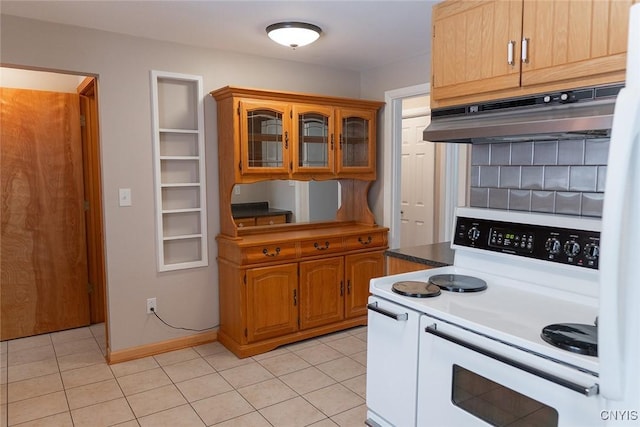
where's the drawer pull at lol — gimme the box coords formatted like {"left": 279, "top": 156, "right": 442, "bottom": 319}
{"left": 314, "top": 241, "right": 330, "bottom": 251}
{"left": 262, "top": 247, "right": 281, "bottom": 257}
{"left": 358, "top": 236, "right": 373, "bottom": 245}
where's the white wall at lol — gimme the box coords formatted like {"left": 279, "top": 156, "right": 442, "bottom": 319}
{"left": 360, "top": 53, "right": 431, "bottom": 226}
{"left": 0, "top": 14, "right": 363, "bottom": 352}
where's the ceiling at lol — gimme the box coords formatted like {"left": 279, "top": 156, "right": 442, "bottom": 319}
{"left": 1, "top": 0, "right": 440, "bottom": 73}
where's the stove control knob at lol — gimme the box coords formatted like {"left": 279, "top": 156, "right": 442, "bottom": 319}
{"left": 545, "top": 237, "right": 561, "bottom": 254}
{"left": 467, "top": 226, "right": 481, "bottom": 241}
{"left": 564, "top": 240, "right": 581, "bottom": 257}
{"left": 584, "top": 243, "right": 600, "bottom": 260}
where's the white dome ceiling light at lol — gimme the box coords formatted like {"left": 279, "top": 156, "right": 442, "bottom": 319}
{"left": 266, "top": 22, "right": 322, "bottom": 49}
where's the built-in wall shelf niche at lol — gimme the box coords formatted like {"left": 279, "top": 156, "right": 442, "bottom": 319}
{"left": 150, "top": 70, "right": 207, "bottom": 271}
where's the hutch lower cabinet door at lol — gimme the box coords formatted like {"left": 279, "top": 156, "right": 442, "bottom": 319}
{"left": 299, "top": 257, "right": 345, "bottom": 330}
{"left": 245, "top": 263, "right": 298, "bottom": 343}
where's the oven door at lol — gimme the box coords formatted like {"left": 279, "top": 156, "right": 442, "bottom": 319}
{"left": 366, "top": 296, "right": 421, "bottom": 427}
{"left": 417, "top": 316, "right": 605, "bottom": 427}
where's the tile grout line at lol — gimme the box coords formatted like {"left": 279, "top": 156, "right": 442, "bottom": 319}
{"left": 50, "top": 331, "right": 75, "bottom": 426}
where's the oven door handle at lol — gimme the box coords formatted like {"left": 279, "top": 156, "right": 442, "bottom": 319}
{"left": 425, "top": 324, "right": 599, "bottom": 397}
{"left": 367, "top": 302, "right": 408, "bottom": 321}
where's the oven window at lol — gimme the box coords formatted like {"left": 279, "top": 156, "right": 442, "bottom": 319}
{"left": 452, "top": 364, "right": 558, "bottom": 427}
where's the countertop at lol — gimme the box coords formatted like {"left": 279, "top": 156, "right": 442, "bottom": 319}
{"left": 231, "top": 202, "right": 292, "bottom": 220}
{"left": 385, "top": 241, "right": 454, "bottom": 268}
{"left": 232, "top": 207, "right": 292, "bottom": 219}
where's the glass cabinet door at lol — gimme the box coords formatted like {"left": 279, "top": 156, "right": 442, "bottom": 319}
{"left": 292, "top": 104, "right": 334, "bottom": 174}
{"left": 337, "top": 108, "right": 375, "bottom": 173}
{"left": 239, "top": 99, "right": 291, "bottom": 175}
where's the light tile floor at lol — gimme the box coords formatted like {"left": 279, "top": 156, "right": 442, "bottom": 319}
{"left": 0, "top": 324, "right": 369, "bottom": 426}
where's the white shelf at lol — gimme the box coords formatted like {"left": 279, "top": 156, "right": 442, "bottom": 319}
{"left": 163, "top": 233, "right": 203, "bottom": 241}
{"left": 151, "top": 70, "right": 207, "bottom": 272}
{"left": 160, "top": 156, "right": 200, "bottom": 160}
{"left": 160, "top": 183, "right": 201, "bottom": 188}
{"left": 160, "top": 128, "right": 199, "bottom": 134}
{"left": 162, "top": 208, "right": 202, "bottom": 214}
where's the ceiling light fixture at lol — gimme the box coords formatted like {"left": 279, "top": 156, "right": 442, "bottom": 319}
{"left": 266, "top": 22, "right": 322, "bottom": 49}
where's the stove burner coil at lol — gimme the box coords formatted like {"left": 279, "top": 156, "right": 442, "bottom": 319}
{"left": 541, "top": 323, "right": 597, "bottom": 356}
{"left": 391, "top": 281, "right": 441, "bottom": 298}
{"left": 428, "top": 274, "right": 488, "bottom": 293}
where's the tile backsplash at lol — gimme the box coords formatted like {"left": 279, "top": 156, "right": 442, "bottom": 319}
{"left": 470, "top": 139, "right": 609, "bottom": 217}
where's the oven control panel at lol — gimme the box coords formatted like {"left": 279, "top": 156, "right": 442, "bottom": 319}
{"left": 454, "top": 217, "right": 600, "bottom": 269}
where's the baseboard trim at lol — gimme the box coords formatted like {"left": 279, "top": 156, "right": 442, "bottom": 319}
{"left": 107, "top": 330, "right": 217, "bottom": 364}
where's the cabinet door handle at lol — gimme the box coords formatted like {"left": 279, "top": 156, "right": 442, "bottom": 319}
{"left": 521, "top": 37, "right": 529, "bottom": 64}
{"left": 358, "top": 236, "right": 372, "bottom": 245}
{"left": 314, "top": 241, "right": 330, "bottom": 251}
{"left": 284, "top": 131, "right": 289, "bottom": 149}
{"left": 340, "top": 281, "right": 344, "bottom": 296}
{"left": 330, "top": 134, "right": 334, "bottom": 150}
{"left": 347, "top": 280, "right": 351, "bottom": 294}
{"left": 507, "top": 40, "right": 515, "bottom": 66}
{"left": 293, "top": 289, "right": 297, "bottom": 306}
{"left": 339, "top": 133, "right": 343, "bottom": 149}
{"left": 367, "top": 301, "right": 408, "bottom": 321}
{"left": 262, "top": 247, "right": 281, "bottom": 257}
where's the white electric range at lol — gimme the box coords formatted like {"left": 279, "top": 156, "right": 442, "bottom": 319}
{"left": 366, "top": 207, "right": 605, "bottom": 427}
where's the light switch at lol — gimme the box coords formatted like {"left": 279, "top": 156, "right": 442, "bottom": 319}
{"left": 234, "top": 186, "right": 241, "bottom": 195}
{"left": 119, "top": 188, "right": 132, "bottom": 207}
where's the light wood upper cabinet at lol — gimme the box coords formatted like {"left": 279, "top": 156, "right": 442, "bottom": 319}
{"left": 520, "top": 0, "right": 633, "bottom": 87}
{"left": 431, "top": 0, "right": 523, "bottom": 104}
{"left": 431, "top": 0, "right": 636, "bottom": 108}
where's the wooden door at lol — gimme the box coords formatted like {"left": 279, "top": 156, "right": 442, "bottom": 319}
{"left": 245, "top": 264, "right": 298, "bottom": 343}
{"left": 1, "top": 88, "right": 90, "bottom": 340}
{"left": 299, "top": 257, "right": 344, "bottom": 329}
{"left": 431, "top": 0, "right": 523, "bottom": 105}
{"left": 344, "top": 252, "right": 384, "bottom": 319}
{"left": 521, "top": 0, "right": 634, "bottom": 87}
{"left": 400, "top": 114, "right": 437, "bottom": 247}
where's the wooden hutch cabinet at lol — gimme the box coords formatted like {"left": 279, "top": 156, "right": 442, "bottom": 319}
{"left": 431, "top": 0, "right": 637, "bottom": 108}
{"left": 212, "top": 86, "right": 387, "bottom": 358}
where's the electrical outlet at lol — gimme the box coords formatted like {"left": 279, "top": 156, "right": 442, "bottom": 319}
{"left": 146, "top": 297, "right": 157, "bottom": 314}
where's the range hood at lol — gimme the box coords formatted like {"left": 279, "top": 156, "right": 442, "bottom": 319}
{"left": 423, "top": 84, "right": 622, "bottom": 144}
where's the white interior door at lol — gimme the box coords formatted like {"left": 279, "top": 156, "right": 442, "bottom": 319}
{"left": 400, "top": 113, "right": 437, "bottom": 247}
